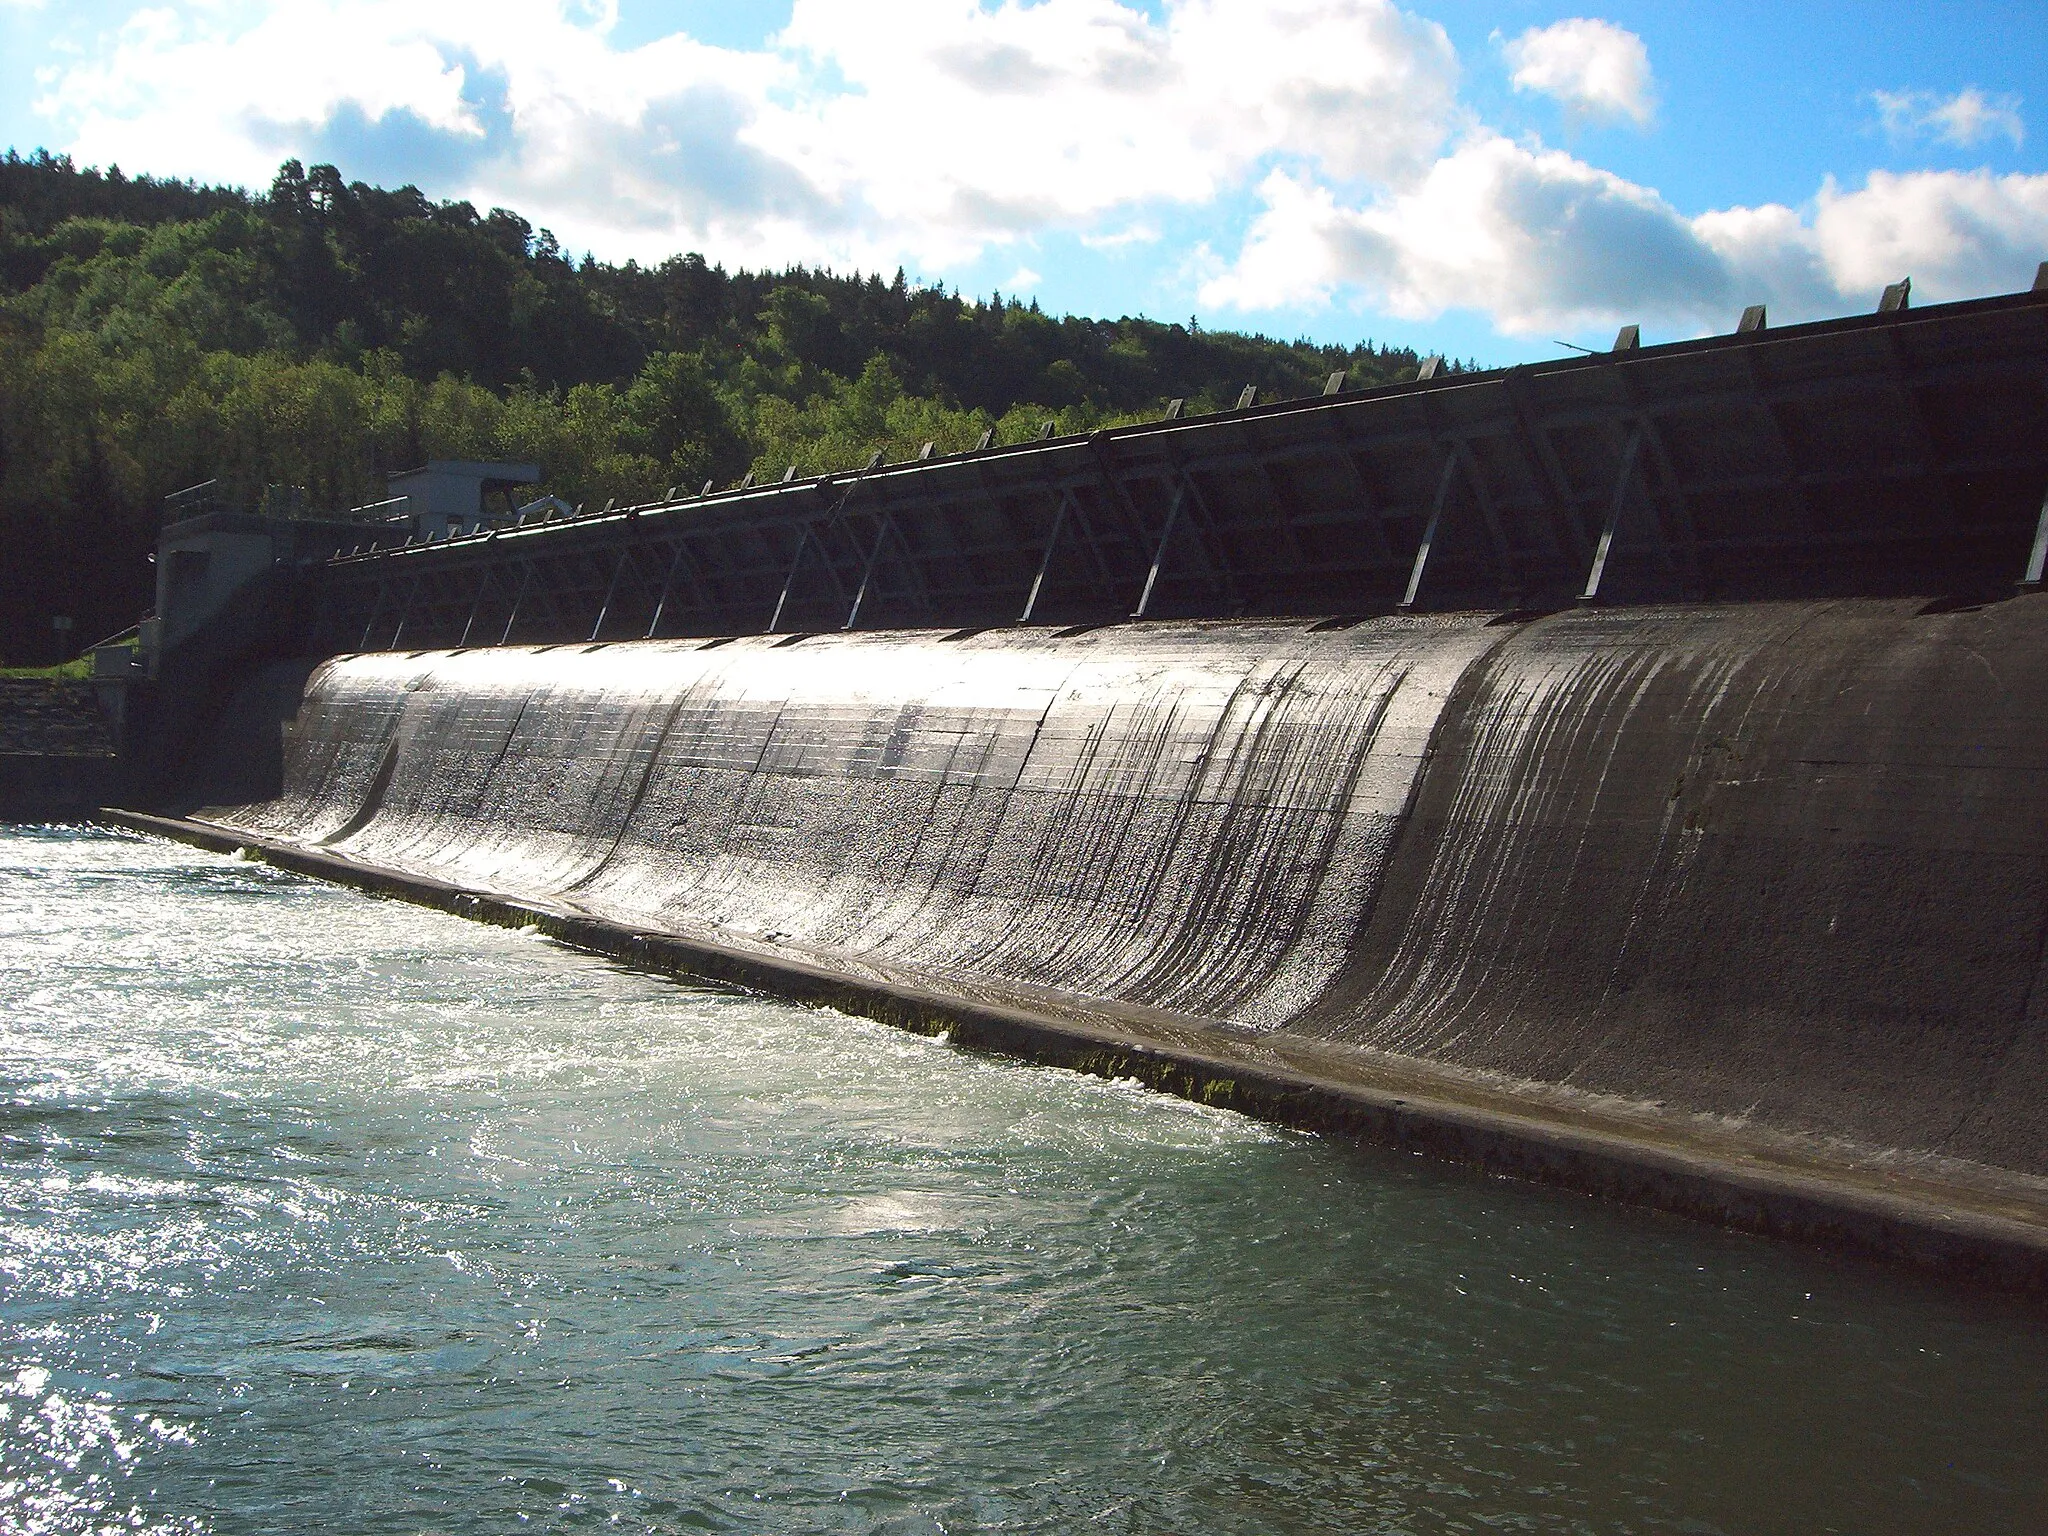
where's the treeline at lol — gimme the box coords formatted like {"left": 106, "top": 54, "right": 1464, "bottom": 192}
{"left": 0, "top": 149, "right": 1429, "bottom": 662}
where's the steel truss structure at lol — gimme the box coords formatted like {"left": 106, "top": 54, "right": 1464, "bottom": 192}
{"left": 305, "top": 286, "right": 2048, "bottom": 654}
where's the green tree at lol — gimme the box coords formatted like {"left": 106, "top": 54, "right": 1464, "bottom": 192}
{"left": 0, "top": 149, "right": 1425, "bottom": 662}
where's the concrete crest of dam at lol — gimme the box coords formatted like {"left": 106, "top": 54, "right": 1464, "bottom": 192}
{"left": 120, "top": 591, "right": 2048, "bottom": 1290}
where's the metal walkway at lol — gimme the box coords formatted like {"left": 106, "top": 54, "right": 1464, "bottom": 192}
{"left": 305, "top": 283, "right": 2048, "bottom": 653}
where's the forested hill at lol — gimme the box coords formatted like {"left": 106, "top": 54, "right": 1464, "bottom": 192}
{"left": 0, "top": 149, "right": 1429, "bottom": 663}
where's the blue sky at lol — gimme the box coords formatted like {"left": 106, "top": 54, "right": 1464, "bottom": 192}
{"left": 4, "top": 1, "right": 2044, "bottom": 364}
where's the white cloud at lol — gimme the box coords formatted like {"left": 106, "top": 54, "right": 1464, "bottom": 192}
{"left": 38, "top": 1, "right": 819, "bottom": 266}
{"left": 1689, "top": 170, "right": 2048, "bottom": 326}
{"left": 1202, "top": 138, "right": 1723, "bottom": 332}
{"left": 48, "top": 2, "right": 482, "bottom": 153}
{"left": 31, "top": 0, "right": 1460, "bottom": 273}
{"left": 759, "top": 0, "right": 1458, "bottom": 266}
{"left": 19, "top": 0, "right": 2047, "bottom": 345}
{"left": 1807, "top": 168, "right": 2048, "bottom": 296}
{"left": 1503, "top": 17, "right": 1654, "bottom": 128}
{"left": 1079, "top": 222, "right": 1161, "bottom": 251}
{"left": 1202, "top": 138, "right": 2048, "bottom": 335}
{"left": 1873, "top": 87, "right": 2024, "bottom": 149}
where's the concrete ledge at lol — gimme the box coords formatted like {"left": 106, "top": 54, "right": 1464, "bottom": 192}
{"left": 100, "top": 807, "right": 2048, "bottom": 1298}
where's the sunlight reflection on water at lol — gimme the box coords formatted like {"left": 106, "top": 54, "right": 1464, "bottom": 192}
{"left": 2, "top": 825, "right": 2045, "bottom": 1535}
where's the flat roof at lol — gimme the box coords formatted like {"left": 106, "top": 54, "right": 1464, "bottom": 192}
{"left": 388, "top": 461, "right": 542, "bottom": 483}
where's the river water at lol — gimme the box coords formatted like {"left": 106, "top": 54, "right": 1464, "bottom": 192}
{"left": 2, "top": 826, "right": 2044, "bottom": 1535}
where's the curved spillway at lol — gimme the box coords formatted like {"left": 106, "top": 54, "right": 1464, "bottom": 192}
{"left": 213, "top": 617, "right": 1503, "bottom": 1031}
{"left": 1298, "top": 597, "right": 2048, "bottom": 1175}
{"left": 200, "top": 598, "right": 2048, "bottom": 1187}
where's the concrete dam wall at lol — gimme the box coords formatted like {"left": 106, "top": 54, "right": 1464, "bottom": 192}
{"left": 174, "top": 596, "right": 2048, "bottom": 1274}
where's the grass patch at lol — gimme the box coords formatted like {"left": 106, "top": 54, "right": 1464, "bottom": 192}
{"left": 0, "top": 658, "right": 92, "bottom": 680}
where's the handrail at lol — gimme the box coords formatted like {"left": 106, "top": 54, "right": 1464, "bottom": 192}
{"left": 83, "top": 623, "right": 140, "bottom": 653}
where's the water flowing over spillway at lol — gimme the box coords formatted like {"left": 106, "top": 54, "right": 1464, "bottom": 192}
{"left": 183, "top": 597, "right": 2048, "bottom": 1233}
{"left": 211, "top": 617, "right": 1500, "bottom": 1031}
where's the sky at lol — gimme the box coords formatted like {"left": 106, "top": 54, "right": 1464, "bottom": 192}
{"left": 3, "top": 0, "right": 2045, "bottom": 364}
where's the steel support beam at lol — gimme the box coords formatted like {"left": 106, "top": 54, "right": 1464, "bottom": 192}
{"left": 1581, "top": 425, "right": 1646, "bottom": 604}
{"left": 499, "top": 564, "right": 533, "bottom": 646}
{"left": 589, "top": 548, "right": 630, "bottom": 642}
{"left": 766, "top": 525, "right": 819, "bottom": 634}
{"left": 386, "top": 575, "right": 423, "bottom": 650}
{"left": 1503, "top": 366, "right": 1590, "bottom": 561}
{"left": 1398, "top": 453, "right": 1465, "bottom": 612}
{"left": 2022, "top": 486, "right": 2048, "bottom": 589}
{"left": 1019, "top": 490, "right": 1076, "bottom": 623}
{"left": 356, "top": 580, "right": 389, "bottom": 653}
{"left": 767, "top": 472, "right": 873, "bottom": 632}
{"left": 1738, "top": 349, "right": 1821, "bottom": 537}
{"left": 1630, "top": 414, "right": 1696, "bottom": 591}
{"left": 645, "top": 542, "right": 692, "bottom": 638}
{"left": 1236, "top": 420, "right": 1315, "bottom": 571}
{"left": 1148, "top": 458, "right": 1242, "bottom": 612}
{"left": 1086, "top": 437, "right": 1159, "bottom": 573}
{"left": 1133, "top": 484, "right": 1189, "bottom": 619}
{"left": 1878, "top": 327, "right": 1964, "bottom": 524}
{"left": 845, "top": 514, "right": 894, "bottom": 629}
{"left": 457, "top": 565, "right": 495, "bottom": 648}
{"left": 1609, "top": 361, "right": 1703, "bottom": 597}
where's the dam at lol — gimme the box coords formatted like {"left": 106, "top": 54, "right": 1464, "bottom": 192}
{"left": 75, "top": 277, "right": 2048, "bottom": 1288}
